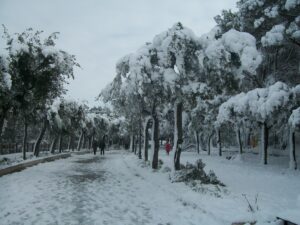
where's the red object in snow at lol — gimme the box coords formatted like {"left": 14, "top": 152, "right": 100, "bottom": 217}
{"left": 165, "top": 143, "right": 171, "bottom": 155}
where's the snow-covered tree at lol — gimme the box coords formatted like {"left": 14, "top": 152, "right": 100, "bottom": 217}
{"left": 214, "top": 9, "right": 240, "bottom": 33}
{"left": 217, "top": 93, "right": 252, "bottom": 155}
{"left": 101, "top": 41, "right": 167, "bottom": 168}
{"left": 47, "top": 99, "right": 65, "bottom": 153}
{"left": 150, "top": 22, "right": 203, "bottom": 170}
{"left": 194, "top": 27, "right": 262, "bottom": 156}
{"left": 47, "top": 99, "right": 89, "bottom": 153}
{"left": 3, "top": 28, "right": 79, "bottom": 159}
{"left": 218, "top": 82, "right": 300, "bottom": 164}
{"left": 200, "top": 28, "right": 262, "bottom": 91}
{"left": 0, "top": 54, "right": 11, "bottom": 139}
{"left": 236, "top": 0, "right": 300, "bottom": 86}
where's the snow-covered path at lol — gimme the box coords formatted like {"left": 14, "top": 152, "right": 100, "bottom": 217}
{"left": 2, "top": 150, "right": 299, "bottom": 225}
{"left": 0, "top": 151, "right": 224, "bottom": 225}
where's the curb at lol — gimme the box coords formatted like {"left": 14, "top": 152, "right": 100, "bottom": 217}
{"left": 71, "top": 150, "right": 92, "bottom": 155}
{"left": 0, "top": 153, "right": 71, "bottom": 177}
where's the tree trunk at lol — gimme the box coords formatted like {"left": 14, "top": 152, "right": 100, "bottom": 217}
{"left": 22, "top": 121, "right": 28, "bottom": 160}
{"left": 247, "top": 132, "right": 251, "bottom": 148}
{"left": 88, "top": 136, "right": 92, "bottom": 149}
{"left": 77, "top": 130, "right": 84, "bottom": 151}
{"left": 261, "top": 122, "right": 269, "bottom": 165}
{"left": 15, "top": 143, "right": 18, "bottom": 153}
{"left": 174, "top": 102, "right": 183, "bottom": 170}
{"left": 58, "top": 132, "right": 63, "bottom": 153}
{"left": 138, "top": 118, "right": 142, "bottom": 159}
{"left": 289, "top": 128, "right": 297, "bottom": 170}
{"left": 196, "top": 131, "right": 200, "bottom": 154}
{"left": 217, "top": 128, "right": 222, "bottom": 156}
{"left": 151, "top": 113, "right": 159, "bottom": 169}
{"left": 0, "top": 116, "right": 5, "bottom": 141}
{"left": 132, "top": 135, "right": 135, "bottom": 153}
{"left": 33, "top": 118, "right": 48, "bottom": 157}
{"left": 200, "top": 133, "right": 206, "bottom": 152}
{"left": 50, "top": 136, "right": 58, "bottom": 154}
{"left": 208, "top": 133, "right": 213, "bottom": 155}
{"left": 0, "top": 117, "right": 4, "bottom": 155}
{"left": 144, "top": 117, "right": 151, "bottom": 161}
{"left": 236, "top": 128, "right": 243, "bottom": 154}
{"left": 67, "top": 135, "right": 73, "bottom": 150}
{"left": 91, "top": 133, "right": 95, "bottom": 147}
{"left": 82, "top": 134, "right": 87, "bottom": 149}
{"left": 130, "top": 135, "right": 133, "bottom": 152}
{"left": 134, "top": 136, "right": 137, "bottom": 154}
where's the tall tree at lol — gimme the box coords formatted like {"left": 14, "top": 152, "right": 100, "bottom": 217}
{"left": 4, "top": 28, "right": 78, "bottom": 159}
{"left": 0, "top": 54, "right": 11, "bottom": 140}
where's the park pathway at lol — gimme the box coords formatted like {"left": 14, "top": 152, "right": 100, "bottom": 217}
{"left": 0, "top": 150, "right": 223, "bottom": 225}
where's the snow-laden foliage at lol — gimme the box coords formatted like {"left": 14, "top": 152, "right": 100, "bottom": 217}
{"left": 48, "top": 99, "right": 64, "bottom": 131}
{"left": 0, "top": 27, "right": 79, "bottom": 142}
{"left": 0, "top": 54, "right": 11, "bottom": 136}
{"left": 218, "top": 82, "right": 299, "bottom": 125}
{"left": 45, "top": 98, "right": 119, "bottom": 152}
{"left": 4, "top": 28, "right": 79, "bottom": 121}
{"left": 236, "top": 0, "right": 300, "bottom": 47}
{"left": 198, "top": 27, "right": 263, "bottom": 100}
{"left": 217, "top": 92, "right": 248, "bottom": 129}
{"left": 289, "top": 107, "right": 300, "bottom": 130}
{"left": 0, "top": 27, "right": 80, "bottom": 158}
{"left": 201, "top": 28, "right": 262, "bottom": 77}
{"left": 0, "top": 55, "right": 12, "bottom": 133}
{"left": 261, "top": 24, "right": 285, "bottom": 47}
{"left": 220, "top": 0, "right": 300, "bottom": 88}
{"left": 285, "top": 0, "right": 300, "bottom": 10}
{"left": 0, "top": 55, "right": 11, "bottom": 90}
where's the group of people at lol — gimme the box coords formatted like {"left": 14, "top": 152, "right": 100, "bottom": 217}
{"left": 93, "top": 137, "right": 172, "bottom": 156}
{"left": 92, "top": 137, "right": 106, "bottom": 155}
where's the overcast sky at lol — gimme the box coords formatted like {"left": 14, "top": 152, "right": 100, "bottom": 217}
{"left": 0, "top": 0, "right": 237, "bottom": 106}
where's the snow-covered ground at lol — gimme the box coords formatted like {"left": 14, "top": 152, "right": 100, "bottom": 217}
{"left": 174, "top": 149, "right": 300, "bottom": 224}
{"left": 0, "top": 149, "right": 299, "bottom": 225}
{"left": 0, "top": 151, "right": 55, "bottom": 170}
{"left": 0, "top": 150, "right": 91, "bottom": 170}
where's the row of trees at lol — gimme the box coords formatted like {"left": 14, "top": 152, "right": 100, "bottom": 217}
{"left": 0, "top": 27, "right": 77, "bottom": 159}
{"left": 0, "top": 28, "right": 123, "bottom": 159}
{"left": 100, "top": 0, "right": 300, "bottom": 170}
{"left": 41, "top": 99, "right": 124, "bottom": 155}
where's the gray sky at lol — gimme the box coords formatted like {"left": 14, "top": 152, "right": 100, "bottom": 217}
{"left": 0, "top": 0, "right": 237, "bottom": 106}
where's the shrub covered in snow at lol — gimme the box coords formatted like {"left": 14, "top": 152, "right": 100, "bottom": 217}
{"left": 161, "top": 166, "right": 172, "bottom": 173}
{"left": 170, "top": 159, "right": 224, "bottom": 186}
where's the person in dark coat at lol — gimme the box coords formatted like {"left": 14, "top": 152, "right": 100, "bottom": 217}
{"left": 100, "top": 136, "right": 106, "bottom": 155}
{"left": 92, "top": 139, "right": 98, "bottom": 155}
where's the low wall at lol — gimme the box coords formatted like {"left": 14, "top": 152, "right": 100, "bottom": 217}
{"left": 0, "top": 153, "right": 71, "bottom": 177}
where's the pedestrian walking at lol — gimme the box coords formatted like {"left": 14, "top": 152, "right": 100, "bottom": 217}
{"left": 165, "top": 140, "right": 171, "bottom": 155}
{"left": 92, "top": 139, "right": 98, "bottom": 155}
{"left": 100, "top": 135, "right": 106, "bottom": 155}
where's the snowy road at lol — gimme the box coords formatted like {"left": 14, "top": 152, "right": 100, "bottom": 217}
{"left": 0, "top": 151, "right": 226, "bottom": 225}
